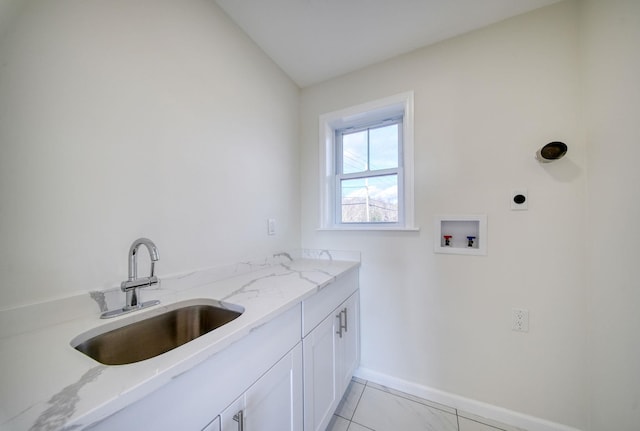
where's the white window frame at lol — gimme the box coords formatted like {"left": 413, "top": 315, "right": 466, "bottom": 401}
{"left": 319, "top": 91, "right": 417, "bottom": 231}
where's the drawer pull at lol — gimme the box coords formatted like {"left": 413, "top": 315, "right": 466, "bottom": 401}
{"left": 336, "top": 308, "right": 347, "bottom": 338}
{"left": 233, "top": 410, "right": 244, "bottom": 431}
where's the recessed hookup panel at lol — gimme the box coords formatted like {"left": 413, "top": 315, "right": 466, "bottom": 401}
{"left": 434, "top": 215, "right": 487, "bottom": 256}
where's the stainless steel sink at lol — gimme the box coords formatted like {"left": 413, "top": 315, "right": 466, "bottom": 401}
{"left": 72, "top": 299, "right": 244, "bottom": 365}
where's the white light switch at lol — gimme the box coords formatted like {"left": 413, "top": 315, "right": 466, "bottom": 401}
{"left": 267, "top": 218, "right": 276, "bottom": 236}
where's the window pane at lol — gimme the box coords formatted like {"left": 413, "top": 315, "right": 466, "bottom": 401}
{"left": 341, "top": 175, "right": 398, "bottom": 223}
{"left": 369, "top": 124, "right": 398, "bottom": 171}
{"left": 342, "top": 130, "right": 367, "bottom": 174}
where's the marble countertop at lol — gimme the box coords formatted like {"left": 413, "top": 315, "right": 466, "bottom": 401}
{"left": 0, "top": 250, "right": 359, "bottom": 431}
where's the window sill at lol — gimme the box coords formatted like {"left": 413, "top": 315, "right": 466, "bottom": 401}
{"left": 317, "top": 226, "right": 420, "bottom": 232}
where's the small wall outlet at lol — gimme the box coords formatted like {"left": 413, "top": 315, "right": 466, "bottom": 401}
{"left": 267, "top": 218, "right": 276, "bottom": 236}
{"left": 512, "top": 308, "right": 530, "bottom": 332}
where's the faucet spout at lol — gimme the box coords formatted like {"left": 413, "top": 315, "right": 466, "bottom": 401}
{"left": 128, "top": 238, "right": 159, "bottom": 281}
{"left": 122, "top": 238, "right": 161, "bottom": 310}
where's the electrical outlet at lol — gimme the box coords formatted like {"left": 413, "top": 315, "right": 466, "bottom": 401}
{"left": 512, "top": 308, "right": 529, "bottom": 332}
{"left": 267, "top": 218, "right": 276, "bottom": 236}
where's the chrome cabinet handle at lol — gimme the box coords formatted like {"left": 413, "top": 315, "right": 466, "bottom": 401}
{"left": 340, "top": 308, "right": 347, "bottom": 333}
{"left": 233, "top": 410, "right": 244, "bottom": 431}
{"left": 336, "top": 308, "right": 348, "bottom": 338}
{"left": 343, "top": 307, "right": 348, "bottom": 333}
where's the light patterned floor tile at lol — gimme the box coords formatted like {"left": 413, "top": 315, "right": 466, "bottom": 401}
{"left": 336, "top": 381, "right": 366, "bottom": 420}
{"left": 326, "top": 415, "right": 350, "bottom": 431}
{"left": 458, "top": 411, "right": 528, "bottom": 431}
{"left": 348, "top": 422, "right": 374, "bottom": 431}
{"left": 352, "top": 385, "right": 458, "bottom": 431}
{"left": 365, "top": 381, "right": 457, "bottom": 415}
{"left": 459, "top": 417, "right": 505, "bottom": 431}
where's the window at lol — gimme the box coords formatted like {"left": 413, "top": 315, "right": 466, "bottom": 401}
{"left": 336, "top": 118, "right": 402, "bottom": 224}
{"left": 319, "top": 92, "right": 416, "bottom": 230}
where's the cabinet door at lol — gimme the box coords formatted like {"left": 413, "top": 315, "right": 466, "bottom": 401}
{"left": 221, "top": 343, "right": 303, "bottom": 431}
{"left": 337, "top": 290, "right": 360, "bottom": 393}
{"left": 303, "top": 312, "right": 339, "bottom": 431}
{"left": 245, "top": 343, "right": 302, "bottom": 431}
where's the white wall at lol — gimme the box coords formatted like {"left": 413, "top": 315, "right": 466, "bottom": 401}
{"left": 582, "top": 1, "right": 640, "bottom": 430}
{"left": 301, "top": 1, "right": 589, "bottom": 429}
{"left": 0, "top": 0, "right": 300, "bottom": 308}
{"left": 0, "top": 0, "right": 20, "bottom": 37}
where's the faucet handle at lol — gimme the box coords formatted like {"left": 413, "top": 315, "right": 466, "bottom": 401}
{"left": 121, "top": 275, "right": 158, "bottom": 292}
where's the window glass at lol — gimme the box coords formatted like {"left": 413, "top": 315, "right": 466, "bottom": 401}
{"left": 340, "top": 174, "right": 398, "bottom": 223}
{"left": 337, "top": 119, "right": 401, "bottom": 224}
{"left": 342, "top": 130, "right": 368, "bottom": 174}
{"left": 369, "top": 124, "right": 398, "bottom": 171}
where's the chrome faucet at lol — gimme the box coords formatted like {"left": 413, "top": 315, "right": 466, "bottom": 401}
{"left": 122, "top": 238, "right": 159, "bottom": 308}
{"left": 101, "top": 238, "right": 161, "bottom": 319}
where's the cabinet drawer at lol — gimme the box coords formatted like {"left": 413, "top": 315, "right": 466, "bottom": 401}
{"left": 302, "top": 269, "right": 358, "bottom": 337}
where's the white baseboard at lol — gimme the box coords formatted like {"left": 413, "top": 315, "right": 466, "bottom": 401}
{"left": 354, "top": 367, "right": 583, "bottom": 431}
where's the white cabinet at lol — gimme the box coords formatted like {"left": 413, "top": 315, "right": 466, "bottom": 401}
{"left": 221, "top": 343, "right": 303, "bottom": 431}
{"left": 303, "top": 290, "right": 360, "bottom": 431}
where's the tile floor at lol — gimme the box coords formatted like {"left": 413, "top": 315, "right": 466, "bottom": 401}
{"left": 327, "top": 378, "right": 527, "bottom": 431}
